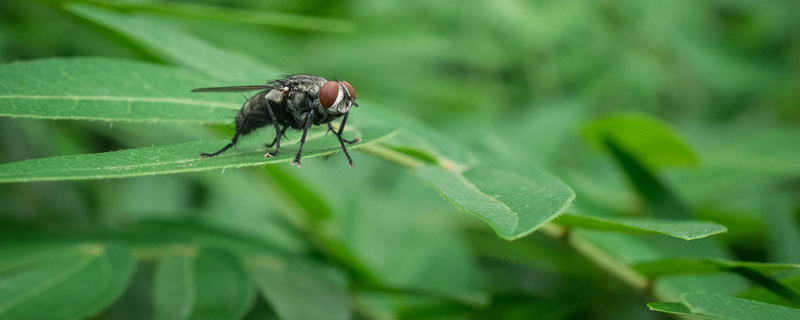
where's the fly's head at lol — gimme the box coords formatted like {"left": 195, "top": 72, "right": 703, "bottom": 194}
{"left": 319, "top": 80, "right": 357, "bottom": 115}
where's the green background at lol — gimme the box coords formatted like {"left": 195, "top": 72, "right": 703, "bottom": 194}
{"left": 0, "top": 0, "right": 799, "bottom": 319}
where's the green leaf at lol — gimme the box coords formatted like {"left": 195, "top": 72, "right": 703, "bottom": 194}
{"left": 190, "top": 249, "right": 253, "bottom": 320}
{"left": 646, "top": 302, "right": 700, "bottom": 317}
{"left": 66, "top": 4, "right": 280, "bottom": 84}
{"left": 701, "top": 128, "right": 800, "bottom": 176}
{"left": 605, "top": 137, "right": 693, "bottom": 219}
{"left": 633, "top": 258, "right": 800, "bottom": 277}
{"left": 740, "top": 275, "right": 800, "bottom": 307}
{"left": 0, "top": 242, "right": 135, "bottom": 320}
{"left": 555, "top": 213, "right": 727, "bottom": 240}
{"left": 649, "top": 293, "right": 800, "bottom": 320}
{"left": 154, "top": 249, "right": 195, "bottom": 320}
{"left": 262, "top": 165, "right": 333, "bottom": 222}
{"left": 24, "top": 2, "right": 575, "bottom": 245}
{"left": 77, "top": 0, "right": 356, "bottom": 33}
{"left": 154, "top": 246, "right": 254, "bottom": 320}
{"left": 249, "top": 256, "right": 350, "bottom": 320}
{"left": 415, "top": 164, "right": 575, "bottom": 240}
{"left": 0, "top": 122, "right": 398, "bottom": 183}
{"left": 0, "top": 57, "right": 238, "bottom": 123}
{"left": 582, "top": 114, "right": 699, "bottom": 169}
{"left": 634, "top": 258, "right": 800, "bottom": 304}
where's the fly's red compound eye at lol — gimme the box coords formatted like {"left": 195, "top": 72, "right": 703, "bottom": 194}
{"left": 319, "top": 81, "right": 338, "bottom": 109}
{"left": 343, "top": 81, "right": 355, "bottom": 100}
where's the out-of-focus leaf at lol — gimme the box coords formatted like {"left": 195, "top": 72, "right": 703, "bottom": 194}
{"left": 740, "top": 275, "right": 800, "bottom": 308}
{"left": 0, "top": 58, "right": 237, "bottom": 123}
{"left": 765, "top": 197, "right": 800, "bottom": 263}
{"left": 606, "top": 137, "right": 692, "bottom": 219}
{"left": 555, "top": 213, "right": 727, "bottom": 240}
{"left": 633, "top": 258, "right": 800, "bottom": 277}
{"left": 154, "top": 247, "right": 253, "bottom": 320}
{"left": 190, "top": 249, "right": 254, "bottom": 320}
{"left": 649, "top": 293, "right": 800, "bottom": 320}
{"left": 583, "top": 114, "right": 699, "bottom": 169}
{"left": 66, "top": 4, "right": 280, "bottom": 83}
{"left": 0, "top": 123, "right": 397, "bottom": 183}
{"left": 249, "top": 255, "right": 350, "bottom": 320}
{"left": 336, "top": 171, "right": 488, "bottom": 305}
{"left": 154, "top": 249, "right": 195, "bottom": 320}
{"left": 634, "top": 258, "right": 800, "bottom": 304}
{"left": 262, "top": 165, "right": 333, "bottom": 222}
{"left": 701, "top": 128, "right": 800, "bottom": 176}
{"left": 0, "top": 243, "right": 135, "bottom": 320}
{"left": 415, "top": 164, "right": 574, "bottom": 240}
{"left": 79, "top": 0, "right": 356, "bottom": 33}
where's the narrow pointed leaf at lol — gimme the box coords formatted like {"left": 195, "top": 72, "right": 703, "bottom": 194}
{"left": 0, "top": 123, "right": 397, "bottom": 183}
{"left": 0, "top": 58, "right": 238, "bottom": 123}
{"left": 555, "top": 213, "right": 727, "bottom": 240}
{"left": 0, "top": 243, "right": 135, "bottom": 320}
{"left": 415, "top": 164, "right": 575, "bottom": 240}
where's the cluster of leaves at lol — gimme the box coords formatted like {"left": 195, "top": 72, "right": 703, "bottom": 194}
{"left": 1, "top": 0, "right": 799, "bottom": 320}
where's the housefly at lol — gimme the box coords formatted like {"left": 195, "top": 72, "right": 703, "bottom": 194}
{"left": 192, "top": 74, "right": 360, "bottom": 167}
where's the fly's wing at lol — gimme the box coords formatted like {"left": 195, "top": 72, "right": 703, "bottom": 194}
{"left": 191, "top": 85, "right": 273, "bottom": 93}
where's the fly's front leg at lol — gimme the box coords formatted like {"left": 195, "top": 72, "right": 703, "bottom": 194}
{"left": 291, "top": 111, "right": 314, "bottom": 167}
{"left": 327, "top": 116, "right": 357, "bottom": 167}
{"left": 264, "top": 101, "right": 283, "bottom": 157}
{"left": 330, "top": 112, "right": 361, "bottom": 144}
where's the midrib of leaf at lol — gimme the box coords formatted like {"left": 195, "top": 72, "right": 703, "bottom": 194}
{"left": 0, "top": 94, "right": 238, "bottom": 110}
{"left": 452, "top": 169, "right": 519, "bottom": 232}
{"left": 0, "top": 255, "right": 98, "bottom": 315}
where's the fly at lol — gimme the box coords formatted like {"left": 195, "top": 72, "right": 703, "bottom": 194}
{"left": 192, "top": 74, "right": 360, "bottom": 167}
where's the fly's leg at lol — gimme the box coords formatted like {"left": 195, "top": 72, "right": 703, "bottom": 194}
{"left": 326, "top": 112, "right": 358, "bottom": 167}
{"left": 199, "top": 131, "right": 241, "bottom": 158}
{"left": 265, "top": 126, "right": 287, "bottom": 148}
{"left": 291, "top": 110, "right": 314, "bottom": 167}
{"left": 264, "top": 101, "right": 283, "bottom": 157}
{"left": 200, "top": 112, "right": 255, "bottom": 158}
{"left": 327, "top": 112, "right": 361, "bottom": 144}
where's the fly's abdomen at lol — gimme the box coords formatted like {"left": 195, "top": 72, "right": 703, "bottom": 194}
{"left": 234, "top": 92, "right": 272, "bottom": 135}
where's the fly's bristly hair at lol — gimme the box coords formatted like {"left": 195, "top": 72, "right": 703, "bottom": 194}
{"left": 193, "top": 74, "right": 360, "bottom": 168}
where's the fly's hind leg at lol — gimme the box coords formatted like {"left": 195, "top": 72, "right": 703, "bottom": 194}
{"left": 200, "top": 112, "right": 255, "bottom": 158}
{"left": 199, "top": 130, "right": 241, "bottom": 158}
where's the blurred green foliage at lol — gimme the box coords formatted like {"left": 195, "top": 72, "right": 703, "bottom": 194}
{"left": 0, "top": 0, "right": 799, "bottom": 319}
